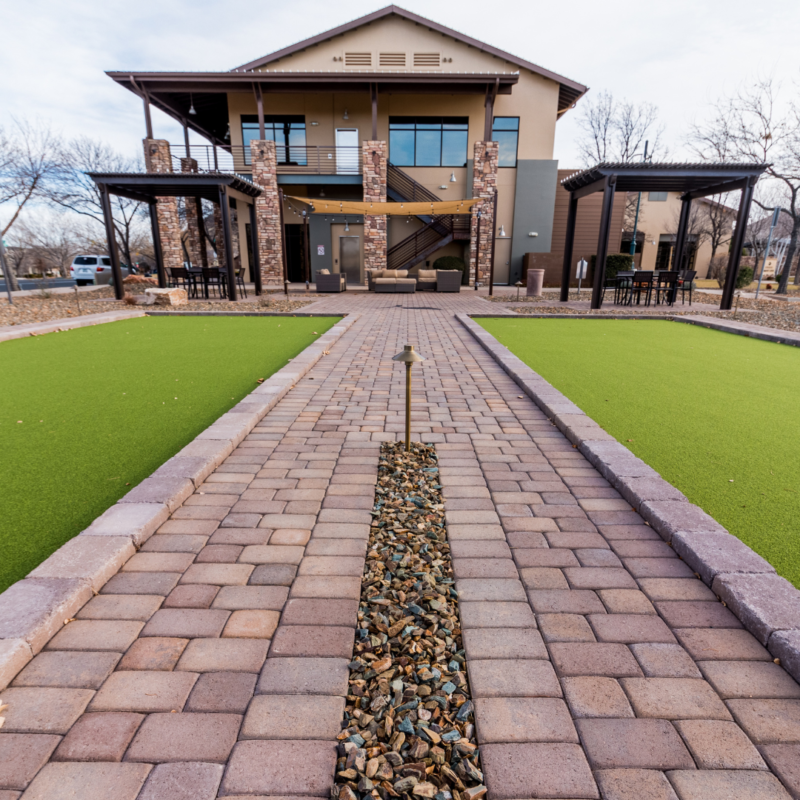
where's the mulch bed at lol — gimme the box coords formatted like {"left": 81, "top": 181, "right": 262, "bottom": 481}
{"left": 335, "top": 442, "right": 484, "bottom": 800}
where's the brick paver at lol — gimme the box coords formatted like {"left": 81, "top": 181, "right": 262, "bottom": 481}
{"left": 5, "top": 291, "right": 800, "bottom": 799}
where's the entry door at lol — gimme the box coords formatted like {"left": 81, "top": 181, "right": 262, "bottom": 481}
{"left": 336, "top": 128, "right": 359, "bottom": 174}
{"left": 339, "top": 236, "right": 361, "bottom": 284}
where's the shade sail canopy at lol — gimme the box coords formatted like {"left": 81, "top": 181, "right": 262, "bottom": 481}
{"left": 287, "top": 197, "right": 481, "bottom": 215}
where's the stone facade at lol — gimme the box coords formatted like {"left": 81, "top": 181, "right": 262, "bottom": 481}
{"left": 143, "top": 140, "right": 183, "bottom": 274}
{"left": 469, "top": 141, "right": 499, "bottom": 285}
{"left": 180, "top": 158, "right": 207, "bottom": 269}
{"left": 249, "top": 140, "right": 284, "bottom": 284}
{"left": 362, "top": 141, "right": 387, "bottom": 274}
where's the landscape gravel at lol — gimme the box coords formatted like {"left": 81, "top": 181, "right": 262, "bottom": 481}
{"left": 334, "top": 442, "right": 484, "bottom": 800}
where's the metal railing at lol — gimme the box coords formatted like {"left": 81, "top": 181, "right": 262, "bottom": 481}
{"left": 169, "top": 144, "right": 362, "bottom": 176}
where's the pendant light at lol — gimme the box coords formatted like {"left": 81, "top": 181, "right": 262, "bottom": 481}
{"left": 343, "top": 109, "right": 349, "bottom": 120}
{"left": 499, "top": 224, "right": 507, "bottom": 237}
{"left": 189, "top": 93, "right": 197, "bottom": 115}
{"left": 449, "top": 171, "right": 457, "bottom": 183}
{"left": 344, "top": 217, "right": 350, "bottom": 232}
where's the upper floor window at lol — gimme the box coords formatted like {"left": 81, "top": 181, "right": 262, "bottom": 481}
{"left": 492, "top": 117, "right": 519, "bottom": 167}
{"left": 648, "top": 191, "right": 668, "bottom": 201}
{"left": 389, "top": 117, "right": 468, "bottom": 167}
{"left": 241, "top": 116, "right": 307, "bottom": 165}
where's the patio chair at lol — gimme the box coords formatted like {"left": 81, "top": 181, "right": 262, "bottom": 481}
{"left": 315, "top": 270, "right": 347, "bottom": 292}
{"left": 627, "top": 271, "right": 654, "bottom": 306}
{"left": 436, "top": 270, "right": 462, "bottom": 292}
{"left": 654, "top": 271, "right": 679, "bottom": 306}
{"left": 235, "top": 268, "right": 248, "bottom": 298}
{"left": 614, "top": 271, "right": 635, "bottom": 305}
{"left": 677, "top": 270, "right": 696, "bottom": 305}
{"left": 170, "top": 267, "right": 196, "bottom": 298}
{"left": 415, "top": 269, "right": 437, "bottom": 292}
{"left": 201, "top": 267, "right": 226, "bottom": 299}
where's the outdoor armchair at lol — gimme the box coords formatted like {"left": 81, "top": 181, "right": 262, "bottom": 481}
{"left": 436, "top": 270, "right": 462, "bottom": 292}
{"left": 316, "top": 270, "right": 347, "bottom": 292}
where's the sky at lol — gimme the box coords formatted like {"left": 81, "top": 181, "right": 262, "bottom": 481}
{"left": 2, "top": 0, "right": 799, "bottom": 169}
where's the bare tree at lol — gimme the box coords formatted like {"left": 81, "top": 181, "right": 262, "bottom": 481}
{"left": 698, "top": 194, "right": 735, "bottom": 260}
{"left": 51, "top": 137, "right": 150, "bottom": 269}
{"left": 18, "top": 215, "right": 83, "bottom": 277}
{"left": 577, "top": 90, "right": 666, "bottom": 166}
{"left": 689, "top": 78, "right": 800, "bottom": 293}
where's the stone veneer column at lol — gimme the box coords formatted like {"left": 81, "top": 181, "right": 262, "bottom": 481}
{"left": 143, "top": 140, "right": 183, "bottom": 274}
{"left": 249, "top": 140, "right": 283, "bottom": 283}
{"left": 362, "top": 141, "right": 387, "bottom": 274}
{"left": 180, "top": 157, "right": 207, "bottom": 268}
{"left": 469, "top": 141, "right": 499, "bottom": 285}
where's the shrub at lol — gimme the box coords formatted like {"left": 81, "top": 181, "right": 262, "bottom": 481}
{"left": 589, "top": 253, "right": 634, "bottom": 283}
{"left": 433, "top": 255, "right": 467, "bottom": 285}
{"left": 736, "top": 266, "right": 754, "bottom": 290}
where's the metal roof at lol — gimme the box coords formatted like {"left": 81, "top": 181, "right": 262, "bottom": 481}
{"left": 561, "top": 162, "right": 769, "bottom": 195}
{"left": 88, "top": 172, "right": 261, "bottom": 203}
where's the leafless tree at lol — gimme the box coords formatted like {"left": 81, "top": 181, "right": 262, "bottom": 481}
{"left": 688, "top": 77, "right": 800, "bottom": 293}
{"left": 51, "top": 137, "right": 150, "bottom": 269}
{"left": 577, "top": 91, "right": 667, "bottom": 166}
{"left": 18, "top": 215, "right": 83, "bottom": 277}
{"left": 698, "top": 194, "right": 735, "bottom": 261}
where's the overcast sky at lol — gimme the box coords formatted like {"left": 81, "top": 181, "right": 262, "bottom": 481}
{"left": 2, "top": 0, "right": 799, "bottom": 167}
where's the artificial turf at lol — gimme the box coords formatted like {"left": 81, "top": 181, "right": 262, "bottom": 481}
{"left": 477, "top": 317, "right": 800, "bottom": 587}
{"left": 0, "top": 315, "right": 337, "bottom": 593}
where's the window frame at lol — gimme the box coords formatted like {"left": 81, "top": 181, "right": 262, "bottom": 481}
{"left": 648, "top": 191, "right": 668, "bottom": 202}
{"left": 241, "top": 115, "right": 307, "bottom": 166}
{"left": 388, "top": 117, "right": 469, "bottom": 167}
{"left": 492, "top": 117, "right": 520, "bottom": 168}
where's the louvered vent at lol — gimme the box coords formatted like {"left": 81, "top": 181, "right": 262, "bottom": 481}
{"left": 379, "top": 52, "right": 406, "bottom": 67}
{"left": 413, "top": 52, "right": 440, "bottom": 68}
{"left": 344, "top": 52, "right": 372, "bottom": 67}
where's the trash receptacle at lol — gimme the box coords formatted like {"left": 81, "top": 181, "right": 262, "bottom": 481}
{"left": 527, "top": 269, "right": 545, "bottom": 297}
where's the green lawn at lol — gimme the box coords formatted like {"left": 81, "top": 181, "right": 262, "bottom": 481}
{"left": 0, "top": 315, "right": 337, "bottom": 592}
{"left": 478, "top": 318, "right": 800, "bottom": 587}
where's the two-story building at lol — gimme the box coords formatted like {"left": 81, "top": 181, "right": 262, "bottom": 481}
{"left": 107, "top": 5, "right": 587, "bottom": 289}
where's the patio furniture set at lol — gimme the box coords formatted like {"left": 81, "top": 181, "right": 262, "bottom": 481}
{"left": 603, "top": 269, "right": 696, "bottom": 307}
{"left": 315, "top": 268, "right": 463, "bottom": 293}
{"left": 167, "top": 267, "right": 248, "bottom": 300}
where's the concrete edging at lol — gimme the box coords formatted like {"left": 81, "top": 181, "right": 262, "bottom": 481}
{"left": 0, "top": 309, "right": 147, "bottom": 343}
{"left": 456, "top": 312, "right": 800, "bottom": 681}
{"left": 0, "top": 313, "right": 357, "bottom": 688}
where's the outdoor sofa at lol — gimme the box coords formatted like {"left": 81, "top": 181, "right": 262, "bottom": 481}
{"left": 368, "top": 269, "right": 417, "bottom": 293}
{"left": 315, "top": 270, "right": 347, "bottom": 292}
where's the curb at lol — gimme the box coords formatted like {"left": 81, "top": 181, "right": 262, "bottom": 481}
{"left": 456, "top": 312, "right": 800, "bottom": 682}
{"left": 0, "top": 313, "right": 357, "bottom": 688}
{"left": 0, "top": 310, "right": 147, "bottom": 343}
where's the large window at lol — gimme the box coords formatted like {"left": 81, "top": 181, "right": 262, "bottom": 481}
{"left": 389, "top": 117, "right": 468, "bottom": 167}
{"left": 241, "top": 116, "right": 307, "bottom": 165}
{"left": 492, "top": 117, "right": 519, "bottom": 167}
{"left": 648, "top": 191, "right": 668, "bottom": 201}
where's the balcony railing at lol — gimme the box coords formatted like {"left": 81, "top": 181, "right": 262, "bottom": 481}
{"left": 169, "top": 144, "right": 362, "bottom": 176}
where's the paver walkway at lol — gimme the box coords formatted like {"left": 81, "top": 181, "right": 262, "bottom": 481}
{"left": 4, "top": 292, "right": 800, "bottom": 800}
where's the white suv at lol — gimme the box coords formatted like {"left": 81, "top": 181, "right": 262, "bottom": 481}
{"left": 70, "top": 255, "right": 130, "bottom": 286}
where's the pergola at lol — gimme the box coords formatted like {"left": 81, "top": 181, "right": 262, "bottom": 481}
{"left": 559, "top": 162, "right": 769, "bottom": 310}
{"left": 89, "top": 172, "right": 262, "bottom": 301}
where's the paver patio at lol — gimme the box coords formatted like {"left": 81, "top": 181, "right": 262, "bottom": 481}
{"left": 4, "top": 291, "right": 800, "bottom": 799}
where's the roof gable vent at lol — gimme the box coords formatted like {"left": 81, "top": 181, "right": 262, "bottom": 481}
{"left": 413, "top": 52, "right": 440, "bottom": 68}
{"left": 379, "top": 52, "right": 406, "bottom": 67}
{"left": 344, "top": 52, "right": 372, "bottom": 67}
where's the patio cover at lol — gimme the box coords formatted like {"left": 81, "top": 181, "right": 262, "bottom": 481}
{"left": 558, "top": 162, "right": 769, "bottom": 310}
{"left": 287, "top": 197, "right": 481, "bottom": 215}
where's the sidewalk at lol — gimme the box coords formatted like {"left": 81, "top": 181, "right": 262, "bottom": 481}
{"left": 4, "top": 292, "right": 798, "bottom": 800}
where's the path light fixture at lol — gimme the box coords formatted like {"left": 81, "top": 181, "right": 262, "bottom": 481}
{"left": 392, "top": 344, "right": 425, "bottom": 452}
{"left": 515, "top": 280, "right": 523, "bottom": 301}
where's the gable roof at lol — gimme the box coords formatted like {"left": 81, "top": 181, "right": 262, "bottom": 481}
{"left": 233, "top": 5, "right": 587, "bottom": 112}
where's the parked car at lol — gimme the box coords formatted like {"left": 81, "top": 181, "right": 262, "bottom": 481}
{"left": 70, "top": 255, "right": 131, "bottom": 286}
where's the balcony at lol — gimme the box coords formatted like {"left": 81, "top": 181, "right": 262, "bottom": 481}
{"left": 169, "top": 144, "right": 362, "bottom": 177}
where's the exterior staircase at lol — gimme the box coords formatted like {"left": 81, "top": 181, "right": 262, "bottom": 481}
{"left": 386, "top": 163, "right": 470, "bottom": 270}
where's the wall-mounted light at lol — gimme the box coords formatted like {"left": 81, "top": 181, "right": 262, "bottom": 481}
{"left": 343, "top": 109, "right": 349, "bottom": 120}
{"left": 498, "top": 225, "right": 507, "bottom": 237}
{"left": 310, "top": 121, "right": 320, "bottom": 126}
{"left": 528, "top": 232, "right": 538, "bottom": 238}
{"left": 450, "top": 171, "right": 457, "bottom": 183}
{"left": 439, "top": 185, "right": 447, "bottom": 190}
{"left": 344, "top": 217, "right": 350, "bottom": 232}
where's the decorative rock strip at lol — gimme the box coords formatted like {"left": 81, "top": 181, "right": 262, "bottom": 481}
{"left": 458, "top": 312, "right": 800, "bottom": 685}
{"left": 335, "top": 442, "right": 484, "bottom": 800}
{"left": 0, "top": 314, "right": 356, "bottom": 689}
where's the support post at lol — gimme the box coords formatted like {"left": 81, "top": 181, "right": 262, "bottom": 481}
{"left": 148, "top": 202, "right": 166, "bottom": 288}
{"left": 249, "top": 202, "right": 262, "bottom": 296}
{"left": 255, "top": 85, "right": 265, "bottom": 140}
{"left": 371, "top": 83, "right": 378, "bottom": 141}
{"left": 560, "top": 193, "right": 578, "bottom": 302}
{"left": 303, "top": 211, "right": 311, "bottom": 283}
{"left": 219, "top": 187, "right": 237, "bottom": 301}
{"left": 484, "top": 79, "right": 498, "bottom": 141}
{"left": 671, "top": 196, "right": 692, "bottom": 273}
{"left": 183, "top": 122, "right": 191, "bottom": 158}
{"left": 721, "top": 179, "right": 757, "bottom": 310}
{"left": 0, "top": 237, "right": 14, "bottom": 303}
{"left": 488, "top": 190, "right": 498, "bottom": 296}
{"left": 474, "top": 211, "right": 481, "bottom": 286}
{"left": 100, "top": 186, "right": 125, "bottom": 300}
{"left": 143, "top": 92, "right": 153, "bottom": 139}
{"left": 591, "top": 177, "right": 616, "bottom": 310}
{"left": 279, "top": 189, "right": 289, "bottom": 293}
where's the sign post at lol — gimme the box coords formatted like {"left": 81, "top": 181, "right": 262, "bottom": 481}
{"left": 576, "top": 258, "right": 588, "bottom": 299}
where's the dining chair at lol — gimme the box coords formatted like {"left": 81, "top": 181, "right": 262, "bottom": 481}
{"left": 655, "top": 271, "right": 679, "bottom": 306}
{"left": 677, "top": 270, "right": 696, "bottom": 305}
{"left": 628, "top": 271, "right": 654, "bottom": 306}
{"left": 201, "top": 267, "right": 226, "bottom": 299}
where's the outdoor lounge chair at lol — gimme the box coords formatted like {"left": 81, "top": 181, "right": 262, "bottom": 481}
{"left": 436, "top": 270, "right": 462, "bottom": 292}
{"left": 315, "top": 270, "right": 347, "bottom": 292}
{"left": 415, "top": 269, "right": 437, "bottom": 292}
